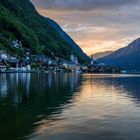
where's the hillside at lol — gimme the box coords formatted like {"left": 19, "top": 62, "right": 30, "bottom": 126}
{"left": 91, "top": 51, "right": 113, "bottom": 60}
{"left": 97, "top": 38, "right": 140, "bottom": 71}
{"left": 0, "top": 0, "right": 90, "bottom": 62}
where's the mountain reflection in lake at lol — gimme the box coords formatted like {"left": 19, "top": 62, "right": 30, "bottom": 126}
{"left": 0, "top": 73, "right": 140, "bottom": 140}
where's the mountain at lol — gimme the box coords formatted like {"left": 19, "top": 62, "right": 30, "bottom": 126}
{"left": 0, "top": 0, "right": 90, "bottom": 62}
{"left": 91, "top": 51, "right": 113, "bottom": 60}
{"left": 97, "top": 38, "right": 140, "bottom": 71}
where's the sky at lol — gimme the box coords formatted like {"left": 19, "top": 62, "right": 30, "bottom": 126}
{"left": 31, "top": 0, "right": 140, "bottom": 55}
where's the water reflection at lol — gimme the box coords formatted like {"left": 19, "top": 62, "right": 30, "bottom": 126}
{"left": 83, "top": 74, "right": 140, "bottom": 101}
{"left": 0, "top": 73, "right": 81, "bottom": 140}
{"left": 0, "top": 74, "right": 7, "bottom": 97}
{"left": 0, "top": 74, "right": 140, "bottom": 140}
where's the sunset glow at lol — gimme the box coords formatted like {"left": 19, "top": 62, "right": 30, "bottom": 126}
{"left": 31, "top": 0, "right": 140, "bottom": 55}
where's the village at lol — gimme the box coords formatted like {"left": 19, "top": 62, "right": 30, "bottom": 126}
{"left": 0, "top": 40, "right": 122, "bottom": 74}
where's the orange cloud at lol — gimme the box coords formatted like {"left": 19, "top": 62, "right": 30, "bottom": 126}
{"left": 33, "top": 2, "right": 140, "bottom": 55}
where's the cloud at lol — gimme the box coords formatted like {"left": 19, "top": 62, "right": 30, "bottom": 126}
{"left": 31, "top": 0, "right": 138, "bottom": 11}
{"left": 31, "top": 0, "right": 140, "bottom": 54}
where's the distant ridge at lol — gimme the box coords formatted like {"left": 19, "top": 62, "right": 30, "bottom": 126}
{"left": 97, "top": 38, "right": 140, "bottom": 71}
{"left": 91, "top": 51, "right": 113, "bottom": 60}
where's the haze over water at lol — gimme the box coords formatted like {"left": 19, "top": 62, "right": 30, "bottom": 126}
{"left": 0, "top": 73, "right": 140, "bottom": 140}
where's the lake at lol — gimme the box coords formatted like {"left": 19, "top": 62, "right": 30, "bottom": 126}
{"left": 0, "top": 73, "right": 140, "bottom": 140}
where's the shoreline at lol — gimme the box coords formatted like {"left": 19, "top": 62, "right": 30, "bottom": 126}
{"left": 1, "top": 70, "right": 140, "bottom": 75}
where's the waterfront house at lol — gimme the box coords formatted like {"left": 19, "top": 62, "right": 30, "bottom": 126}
{"left": 0, "top": 58, "right": 6, "bottom": 72}
{"left": 11, "top": 40, "right": 22, "bottom": 49}
{"left": 9, "top": 57, "right": 19, "bottom": 68}
{"left": 70, "top": 55, "right": 79, "bottom": 65}
{"left": 0, "top": 51, "right": 8, "bottom": 72}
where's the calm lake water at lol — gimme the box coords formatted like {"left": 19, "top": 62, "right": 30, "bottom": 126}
{"left": 0, "top": 73, "right": 140, "bottom": 140}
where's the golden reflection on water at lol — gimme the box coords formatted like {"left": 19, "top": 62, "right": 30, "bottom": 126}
{"left": 1, "top": 73, "right": 140, "bottom": 140}
{"left": 30, "top": 74, "right": 140, "bottom": 139}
